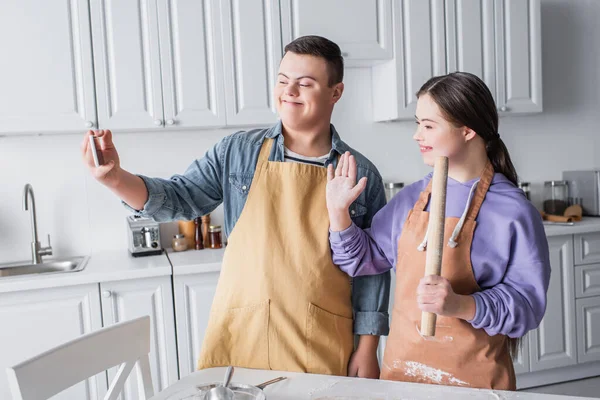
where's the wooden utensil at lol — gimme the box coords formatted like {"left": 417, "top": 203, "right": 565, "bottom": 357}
{"left": 420, "top": 156, "right": 449, "bottom": 337}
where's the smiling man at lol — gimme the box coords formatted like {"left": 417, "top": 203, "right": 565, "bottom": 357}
{"left": 82, "top": 35, "right": 390, "bottom": 378}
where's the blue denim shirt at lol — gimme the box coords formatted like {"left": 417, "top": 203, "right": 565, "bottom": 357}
{"left": 127, "top": 121, "right": 390, "bottom": 335}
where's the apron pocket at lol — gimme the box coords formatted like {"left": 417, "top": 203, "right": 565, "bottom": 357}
{"left": 306, "top": 303, "right": 354, "bottom": 376}
{"left": 199, "top": 300, "right": 270, "bottom": 369}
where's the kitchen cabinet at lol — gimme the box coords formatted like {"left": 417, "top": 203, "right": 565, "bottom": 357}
{"left": 0, "top": 284, "right": 106, "bottom": 400}
{"left": 279, "top": 0, "right": 393, "bottom": 67}
{"left": 513, "top": 332, "right": 530, "bottom": 375}
{"left": 173, "top": 271, "right": 220, "bottom": 378}
{"left": 0, "top": 0, "right": 97, "bottom": 134}
{"left": 529, "top": 235, "right": 577, "bottom": 372}
{"left": 100, "top": 276, "right": 178, "bottom": 400}
{"left": 373, "top": 0, "right": 542, "bottom": 121}
{"left": 576, "top": 296, "right": 600, "bottom": 364}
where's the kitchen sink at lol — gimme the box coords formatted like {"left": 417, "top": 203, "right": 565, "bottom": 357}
{"left": 0, "top": 256, "right": 88, "bottom": 278}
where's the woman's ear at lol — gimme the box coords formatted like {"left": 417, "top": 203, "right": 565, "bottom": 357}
{"left": 463, "top": 127, "right": 478, "bottom": 142}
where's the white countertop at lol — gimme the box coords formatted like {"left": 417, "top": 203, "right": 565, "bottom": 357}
{"left": 150, "top": 367, "right": 593, "bottom": 400}
{"left": 166, "top": 247, "right": 226, "bottom": 275}
{"left": 543, "top": 217, "right": 600, "bottom": 236}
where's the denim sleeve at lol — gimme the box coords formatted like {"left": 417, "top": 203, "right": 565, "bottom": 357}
{"left": 352, "top": 173, "right": 391, "bottom": 336}
{"left": 123, "top": 135, "right": 228, "bottom": 222}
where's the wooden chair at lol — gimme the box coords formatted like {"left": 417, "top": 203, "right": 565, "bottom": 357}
{"left": 6, "top": 315, "right": 154, "bottom": 400}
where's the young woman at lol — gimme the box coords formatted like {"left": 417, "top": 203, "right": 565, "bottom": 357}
{"left": 326, "top": 72, "right": 551, "bottom": 390}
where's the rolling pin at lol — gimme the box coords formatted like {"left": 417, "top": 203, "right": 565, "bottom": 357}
{"left": 420, "top": 156, "right": 449, "bottom": 337}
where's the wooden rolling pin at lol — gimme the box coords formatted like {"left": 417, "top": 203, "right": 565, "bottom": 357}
{"left": 420, "top": 156, "right": 449, "bottom": 337}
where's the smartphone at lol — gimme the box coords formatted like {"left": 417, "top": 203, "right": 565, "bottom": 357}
{"left": 89, "top": 135, "right": 104, "bottom": 167}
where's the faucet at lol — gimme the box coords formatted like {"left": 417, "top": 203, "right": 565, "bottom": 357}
{"left": 22, "top": 184, "right": 52, "bottom": 264}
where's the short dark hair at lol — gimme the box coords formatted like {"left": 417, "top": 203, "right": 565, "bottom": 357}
{"left": 284, "top": 35, "right": 344, "bottom": 87}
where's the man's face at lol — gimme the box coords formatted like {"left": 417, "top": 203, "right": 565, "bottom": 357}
{"left": 274, "top": 52, "right": 343, "bottom": 130}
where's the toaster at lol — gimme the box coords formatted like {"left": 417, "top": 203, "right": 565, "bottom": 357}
{"left": 562, "top": 170, "right": 600, "bottom": 216}
{"left": 126, "top": 215, "right": 163, "bottom": 257}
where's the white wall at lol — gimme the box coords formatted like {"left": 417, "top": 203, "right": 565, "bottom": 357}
{"left": 1, "top": 0, "right": 599, "bottom": 264}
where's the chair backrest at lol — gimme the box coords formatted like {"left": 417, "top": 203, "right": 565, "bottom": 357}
{"left": 6, "top": 315, "right": 154, "bottom": 400}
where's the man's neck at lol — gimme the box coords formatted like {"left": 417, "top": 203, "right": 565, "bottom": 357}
{"left": 282, "top": 122, "right": 332, "bottom": 157}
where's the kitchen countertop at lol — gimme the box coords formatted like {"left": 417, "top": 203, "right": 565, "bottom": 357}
{"left": 543, "top": 216, "right": 600, "bottom": 236}
{"left": 150, "top": 367, "right": 593, "bottom": 400}
{"left": 166, "top": 247, "right": 225, "bottom": 275}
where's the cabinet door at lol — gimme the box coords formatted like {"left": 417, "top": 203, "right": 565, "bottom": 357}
{"left": 512, "top": 332, "right": 530, "bottom": 374}
{"left": 372, "top": 0, "right": 446, "bottom": 121}
{"left": 576, "top": 297, "right": 600, "bottom": 364}
{"left": 574, "top": 232, "right": 600, "bottom": 266}
{"left": 0, "top": 0, "right": 96, "bottom": 134}
{"left": 174, "top": 272, "right": 220, "bottom": 378}
{"left": 157, "top": 0, "right": 227, "bottom": 128}
{"left": 529, "top": 235, "right": 577, "bottom": 371}
{"left": 280, "top": 0, "right": 392, "bottom": 66}
{"left": 100, "top": 277, "right": 178, "bottom": 399}
{"left": 91, "top": 0, "right": 165, "bottom": 130}
{"left": 220, "top": 0, "right": 282, "bottom": 126}
{"left": 494, "top": 0, "right": 542, "bottom": 114}
{"left": 0, "top": 284, "right": 106, "bottom": 400}
{"left": 445, "top": 0, "right": 496, "bottom": 99}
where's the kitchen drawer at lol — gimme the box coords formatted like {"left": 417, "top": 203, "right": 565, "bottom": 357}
{"left": 574, "top": 232, "right": 600, "bottom": 265}
{"left": 575, "top": 264, "right": 600, "bottom": 299}
{"left": 576, "top": 297, "right": 600, "bottom": 364}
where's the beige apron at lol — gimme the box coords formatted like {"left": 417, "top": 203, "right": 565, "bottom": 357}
{"left": 198, "top": 138, "right": 354, "bottom": 375}
{"left": 380, "top": 162, "right": 516, "bottom": 390}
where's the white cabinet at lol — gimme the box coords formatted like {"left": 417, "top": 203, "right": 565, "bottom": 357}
{"left": 0, "top": 0, "right": 97, "bottom": 134}
{"left": 157, "top": 0, "right": 227, "bottom": 128}
{"left": 576, "top": 296, "right": 600, "bottom": 364}
{"left": 90, "top": 0, "right": 164, "bottom": 130}
{"left": 100, "top": 277, "right": 178, "bottom": 399}
{"left": 173, "top": 271, "right": 220, "bottom": 378}
{"left": 529, "top": 235, "right": 577, "bottom": 372}
{"left": 0, "top": 284, "right": 106, "bottom": 400}
{"left": 513, "top": 333, "right": 530, "bottom": 375}
{"left": 373, "top": 0, "right": 542, "bottom": 121}
{"left": 280, "top": 0, "right": 392, "bottom": 66}
{"left": 372, "top": 0, "right": 446, "bottom": 121}
{"left": 220, "top": 0, "right": 282, "bottom": 126}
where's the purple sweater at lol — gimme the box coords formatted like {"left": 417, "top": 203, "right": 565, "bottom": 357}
{"left": 330, "top": 172, "right": 551, "bottom": 338}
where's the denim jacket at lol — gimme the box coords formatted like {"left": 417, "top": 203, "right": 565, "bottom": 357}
{"left": 127, "top": 121, "right": 391, "bottom": 335}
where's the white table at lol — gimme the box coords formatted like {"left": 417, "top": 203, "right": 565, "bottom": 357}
{"left": 150, "top": 367, "right": 593, "bottom": 400}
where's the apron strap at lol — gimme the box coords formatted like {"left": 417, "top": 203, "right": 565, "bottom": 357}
{"left": 413, "top": 179, "right": 433, "bottom": 212}
{"left": 257, "top": 138, "right": 274, "bottom": 167}
{"left": 465, "top": 161, "right": 494, "bottom": 221}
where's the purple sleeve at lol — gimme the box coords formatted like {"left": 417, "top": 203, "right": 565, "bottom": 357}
{"left": 329, "top": 201, "right": 400, "bottom": 277}
{"left": 468, "top": 207, "right": 551, "bottom": 338}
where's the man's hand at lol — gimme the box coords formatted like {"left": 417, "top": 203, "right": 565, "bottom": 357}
{"left": 347, "top": 335, "right": 380, "bottom": 379}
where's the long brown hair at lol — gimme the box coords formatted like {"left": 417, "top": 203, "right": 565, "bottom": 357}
{"left": 416, "top": 72, "right": 519, "bottom": 187}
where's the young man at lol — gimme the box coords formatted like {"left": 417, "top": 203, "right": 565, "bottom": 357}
{"left": 82, "top": 35, "right": 390, "bottom": 378}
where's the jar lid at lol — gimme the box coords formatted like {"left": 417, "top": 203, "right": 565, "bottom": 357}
{"left": 174, "top": 234, "right": 185, "bottom": 238}
{"left": 385, "top": 182, "right": 404, "bottom": 189}
{"left": 209, "top": 225, "right": 222, "bottom": 232}
{"left": 544, "top": 180, "right": 568, "bottom": 186}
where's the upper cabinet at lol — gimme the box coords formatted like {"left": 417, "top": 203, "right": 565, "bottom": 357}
{"left": 373, "top": 0, "right": 542, "bottom": 121}
{"left": 280, "top": 0, "right": 393, "bottom": 67}
{"left": 0, "top": 0, "right": 97, "bottom": 134}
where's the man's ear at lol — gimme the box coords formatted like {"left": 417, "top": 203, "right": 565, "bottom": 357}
{"left": 332, "top": 82, "right": 344, "bottom": 104}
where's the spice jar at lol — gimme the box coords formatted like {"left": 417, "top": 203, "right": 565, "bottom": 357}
{"left": 543, "top": 180, "right": 569, "bottom": 215}
{"left": 172, "top": 234, "right": 188, "bottom": 252}
{"left": 384, "top": 182, "right": 404, "bottom": 203}
{"left": 209, "top": 225, "right": 223, "bottom": 249}
{"left": 518, "top": 182, "right": 531, "bottom": 201}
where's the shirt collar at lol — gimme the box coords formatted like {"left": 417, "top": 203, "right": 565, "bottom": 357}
{"left": 266, "top": 120, "right": 348, "bottom": 158}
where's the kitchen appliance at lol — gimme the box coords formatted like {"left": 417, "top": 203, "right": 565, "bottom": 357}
{"left": 126, "top": 215, "right": 163, "bottom": 257}
{"left": 562, "top": 170, "right": 600, "bottom": 216}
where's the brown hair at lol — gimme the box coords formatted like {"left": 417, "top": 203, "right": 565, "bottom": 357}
{"left": 416, "top": 72, "right": 519, "bottom": 187}
{"left": 284, "top": 35, "right": 344, "bottom": 87}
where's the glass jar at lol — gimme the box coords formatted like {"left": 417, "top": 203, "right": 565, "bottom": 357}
{"left": 172, "top": 234, "right": 188, "bottom": 252}
{"left": 543, "top": 180, "right": 569, "bottom": 215}
{"left": 518, "top": 181, "right": 531, "bottom": 201}
{"left": 209, "top": 225, "right": 223, "bottom": 249}
{"left": 384, "top": 182, "right": 404, "bottom": 203}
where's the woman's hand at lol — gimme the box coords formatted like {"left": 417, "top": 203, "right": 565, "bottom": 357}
{"left": 417, "top": 275, "right": 476, "bottom": 320}
{"left": 326, "top": 151, "right": 367, "bottom": 231}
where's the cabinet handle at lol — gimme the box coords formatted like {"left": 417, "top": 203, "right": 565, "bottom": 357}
{"left": 154, "top": 119, "right": 163, "bottom": 126}
{"left": 499, "top": 106, "right": 508, "bottom": 112}
{"left": 102, "top": 290, "right": 111, "bottom": 298}
{"left": 166, "top": 119, "right": 175, "bottom": 126}
{"left": 85, "top": 121, "right": 94, "bottom": 128}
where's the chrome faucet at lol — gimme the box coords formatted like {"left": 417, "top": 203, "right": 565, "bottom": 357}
{"left": 22, "top": 184, "right": 52, "bottom": 264}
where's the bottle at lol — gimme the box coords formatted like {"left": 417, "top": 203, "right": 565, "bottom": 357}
{"left": 172, "top": 234, "right": 188, "bottom": 252}
{"left": 201, "top": 214, "right": 211, "bottom": 248}
{"left": 209, "top": 225, "right": 223, "bottom": 249}
{"left": 195, "top": 217, "right": 204, "bottom": 250}
{"left": 178, "top": 220, "right": 196, "bottom": 249}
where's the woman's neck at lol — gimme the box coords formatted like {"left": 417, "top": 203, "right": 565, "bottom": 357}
{"left": 447, "top": 141, "right": 490, "bottom": 183}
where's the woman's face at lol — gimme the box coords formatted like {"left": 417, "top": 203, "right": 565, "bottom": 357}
{"left": 413, "top": 93, "right": 468, "bottom": 167}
